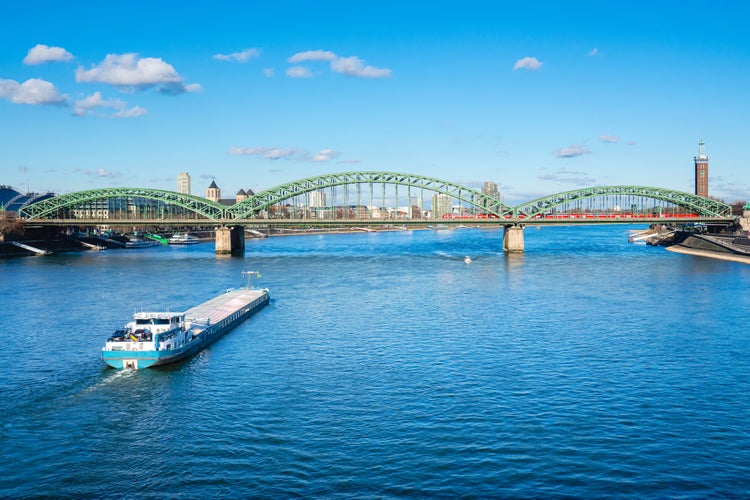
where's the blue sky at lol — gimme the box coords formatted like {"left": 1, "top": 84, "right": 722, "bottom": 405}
{"left": 2, "top": 1, "right": 749, "bottom": 203}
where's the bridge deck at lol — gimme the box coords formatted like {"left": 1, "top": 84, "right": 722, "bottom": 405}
{"left": 28, "top": 216, "right": 735, "bottom": 228}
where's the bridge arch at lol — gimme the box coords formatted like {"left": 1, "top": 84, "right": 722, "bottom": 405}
{"left": 20, "top": 187, "right": 226, "bottom": 220}
{"left": 228, "top": 171, "right": 513, "bottom": 219}
{"left": 18, "top": 178, "right": 733, "bottom": 223}
{"left": 514, "top": 186, "right": 732, "bottom": 219}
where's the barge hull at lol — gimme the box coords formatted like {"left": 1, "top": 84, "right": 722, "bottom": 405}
{"left": 102, "top": 288, "right": 269, "bottom": 369}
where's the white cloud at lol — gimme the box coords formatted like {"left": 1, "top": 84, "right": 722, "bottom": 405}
{"left": 0, "top": 78, "right": 66, "bottom": 105}
{"left": 73, "top": 91, "right": 125, "bottom": 116}
{"left": 229, "top": 147, "right": 297, "bottom": 160}
{"left": 538, "top": 168, "right": 596, "bottom": 184}
{"left": 84, "top": 168, "right": 121, "bottom": 178}
{"left": 554, "top": 145, "right": 591, "bottom": 158}
{"left": 97, "top": 168, "right": 118, "bottom": 177}
{"left": 263, "top": 68, "right": 275, "bottom": 78}
{"left": 311, "top": 149, "right": 339, "bottom": 162}
{"left": 588, "top": 48, "right": 599, "bottom": 56}
{"left": 75, "top": 53, "right": 201, "bottom": 94}
{"left": 599, "top": 134, "right": 619, "bottom": 143}
{"left": 330, "top": 56, "right": 391, "bottom": 78}
{"left": 513, "top": 56, "right": 543, "bottom": 71}
{"left": 73, "top": 91, "right": 147, "bottom": 118}
{"left": 23, "top": 44, "right": 74, "bottom": 65}
{"left": 712, "top": 179, "right": 750, "bottom": 202}
{"left": 229, "top": 146, "right": 339, "bottom": 162}
{"left": 286, "top": 66, "right": 313, "bottom": 78}
{"left": 289, "top": 50, "right": 337, "bottom": 63}
{"left": 213, "top": 48, "right": 261, "bottom": 63}
{"left": 178, "top": 83, "right": 202, "bottom": 93}
{"left": 286, "top": 49, "right": 392, "bottom": 79}
{"left": 113, "top": 106, "right": 147, "bottom": 118}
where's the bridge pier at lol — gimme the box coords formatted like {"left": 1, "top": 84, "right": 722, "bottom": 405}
{"left": 503, "top": 225, "right": 524, "bottom": 253}
{"left": 215, "top": 226, "right": 245, "bottom": 255}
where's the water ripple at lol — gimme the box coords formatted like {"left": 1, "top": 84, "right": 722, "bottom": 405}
{"left": 2, "top": 227, "right": 750, "bottom": 497}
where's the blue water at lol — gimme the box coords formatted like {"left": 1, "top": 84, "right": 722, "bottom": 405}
{"left": 1, "top": 226, "right": 750, "bottom": 498}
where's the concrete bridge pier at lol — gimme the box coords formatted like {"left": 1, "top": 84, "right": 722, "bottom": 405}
{"left": 503, "top": 225, "right": 524, "bottom": 253}
{"left": 215, "top": 226, "right": 245, "bottom": 255}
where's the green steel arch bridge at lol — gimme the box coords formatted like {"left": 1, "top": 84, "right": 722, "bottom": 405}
{"left": 17, "top": 171, "right": 734, "bottom": 252}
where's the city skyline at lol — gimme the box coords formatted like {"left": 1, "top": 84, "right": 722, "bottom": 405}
{"left": 2, "top": 1, "right": 749, "bottom": 203}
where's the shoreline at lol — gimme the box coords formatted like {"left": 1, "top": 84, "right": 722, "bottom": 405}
{"left": 665, "top": 245, "right": 750, "bottom": 265}
{"left": 0, "top": 227, "right": 432, "bottom": 257}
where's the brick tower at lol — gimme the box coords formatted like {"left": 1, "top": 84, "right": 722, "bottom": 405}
{"left": 694, "top": 139, "right": 709, "bottom": 197}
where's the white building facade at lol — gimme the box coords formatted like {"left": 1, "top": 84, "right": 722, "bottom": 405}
{"left": 178, "top": 172, "right": 191, "bottom": 195}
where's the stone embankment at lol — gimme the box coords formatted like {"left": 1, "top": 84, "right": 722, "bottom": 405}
{"left": 629, "top": 223, "right": 750, "bottom": 264}
{"left": 665, "top": 245, "right": 750, "bottom": 264}
{"left": 628, "top": 225, "right": 676, "bottom": 245}
{"left": 663, "top": 231, "right": 750, "bottom": 264}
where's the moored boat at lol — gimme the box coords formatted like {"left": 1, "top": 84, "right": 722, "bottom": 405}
{"left": 102, "top": 272, "right": 269, "bottom": 369}
{"left": 168, "top": 233, "right": 200, "bottom": 245}
{"left": 125, "top": 238, "right": 159, "bottom": 248}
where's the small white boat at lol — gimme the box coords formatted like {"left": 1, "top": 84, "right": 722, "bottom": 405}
{"left": 464, "top": 256, "right": 472, "bottom": 264}
{"left": 168, "top": 233, "right": 200, "bottom": 245}
{"left": 125, "top": 238, "right": 159, "bottom": 248}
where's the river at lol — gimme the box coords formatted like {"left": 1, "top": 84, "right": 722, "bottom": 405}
{"left": 1, "top": 225, "right": 749, "bottom": 498}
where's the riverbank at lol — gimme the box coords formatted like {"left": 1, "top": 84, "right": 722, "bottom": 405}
{"left": 0, "top": 226, "right": 433, "bottom": 257}
{"left": 665, "top": 245, "right": 750, "bottom": 264}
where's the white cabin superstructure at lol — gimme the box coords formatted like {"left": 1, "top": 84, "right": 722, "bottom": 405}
{"left": 106, "top": 311, "right": 191, "bottom": 354}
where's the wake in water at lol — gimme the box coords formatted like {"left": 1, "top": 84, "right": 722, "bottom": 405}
{"left": 82, "top": 367, "right": 139, "bottom": 394}
{"left": 435, "top": 250, "right": 487, "bottom": 263}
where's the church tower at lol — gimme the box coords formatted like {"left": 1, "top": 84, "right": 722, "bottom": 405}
{"left": 694, "top": 139, "right": 709, "bottom": 198}
{"left": 206, "top": 180, "right": 221, "bottom": 202}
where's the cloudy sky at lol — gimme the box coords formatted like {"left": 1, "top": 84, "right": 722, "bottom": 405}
{"left": 1, "top": 1, "right": 749, "bottom": 203}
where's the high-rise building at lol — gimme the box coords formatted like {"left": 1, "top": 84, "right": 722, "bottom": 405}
{"left": 206, "top": 180, "right": 221, "bottom": 202}
{"left": 309, "top": 190, "right": 326, "bottom": 207}
{"left": 481, "top": 181, "right": 500, "bottom": 200}
{"left": 694, "top": 139, "right": 709, "bottom": 198}
{"left": 432, "top": 193, "right": 452, "bottom": 219}
{"left": 178, "top": 172, "right": 191, "bottom": 195}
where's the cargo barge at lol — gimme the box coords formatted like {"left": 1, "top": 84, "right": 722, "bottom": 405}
{"left": 102, "top": 272, "right": 269, "bottom": 369}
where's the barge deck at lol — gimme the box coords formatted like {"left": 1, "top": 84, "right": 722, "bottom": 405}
{"left": 102, "top": 278, "right": 269, "bottom": 369}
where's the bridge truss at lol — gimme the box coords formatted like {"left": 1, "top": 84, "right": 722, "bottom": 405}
{"left": 19, "top": 172, "right": 733, "bottom": 224}
{"left": 229, "top": 171, "right": 514, "bottom": 219}
{"left": 514, "top": 186, "right": 731, "bottom": 219}
{"left": 19, "top": 187, "right": 225, "bottom": 220}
